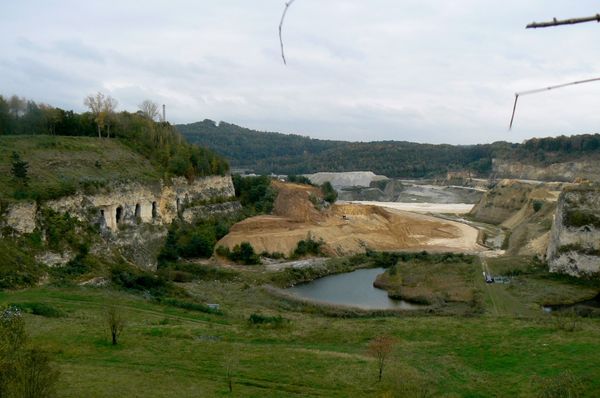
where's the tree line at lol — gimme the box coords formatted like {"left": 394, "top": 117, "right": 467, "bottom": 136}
{"left": 0, "top": 94, "right": 229, "bottom": 179}
{"left": 178, "top": 120, "right": 600, "bottom": 178}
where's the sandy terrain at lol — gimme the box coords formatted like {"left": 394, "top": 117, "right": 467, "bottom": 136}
{"left": 343, "top": 201, "right": 475, "bottom": 214}
{"left": 217, "top": 182, "right": 485, "bottom": 257}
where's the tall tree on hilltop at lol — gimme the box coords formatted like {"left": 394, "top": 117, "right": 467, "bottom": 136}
{"left": 84, "top": 92, "right": 106, "bottom": 138}
{"left": 84, "top": 92, "right": 118, "bottom": 138}
{"left": 102, "top": 96, "right": 118, "bottom": 138}
{"left": 138, "top": 100, "right": 159, "bottom": 121}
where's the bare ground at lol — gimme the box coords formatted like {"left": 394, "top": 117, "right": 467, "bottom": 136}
{"left": 217, "top": 182, "right": 485, "bottom": 257}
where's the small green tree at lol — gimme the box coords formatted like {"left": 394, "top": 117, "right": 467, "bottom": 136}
{"left": 0, "top": 306, "right": 60, "bottom": 398}
{"left": 11, "top": 151, "right": 29, "bottom": 187}
{"left": 320, "top": 181, "right": 337, "bottom": 204}
{"left": 106, "top": 307, "right": 125, "bottom": 345}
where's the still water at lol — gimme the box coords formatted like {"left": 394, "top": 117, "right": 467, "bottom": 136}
{"left": 286, "top": 267, "right": 423, "bottom": 310}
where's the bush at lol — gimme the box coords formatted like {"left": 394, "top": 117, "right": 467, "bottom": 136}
{"left": 320, "top": 181, "right": 337, "bottom": 204}
{"left": 110, "top": 263, "right": 171, "bottom": 297}
{"left": 160, "top": 298, "right": 223, "bottom": 315}
{"left": 248, "top": 313, "right": 287, "bottom": 327}
{"left": 232, "top": 175, "right": 277, "bottom": 214}
{"left": 287, "top": 175, "right": 314, "bottom": 185}
{"left": 216, "top": 242, "right": 260, "bottom": 265}
{"left": 293, "top": 237, "right": 323, "bottom": 258}
{"left": 158, "top": 263, "right": 238, "bottom": 282}
{"left": 532, "top": 200, "right": 543, "bottom": 212}
{"left": 11, "top": 302, "right": 62, "bottom": 318}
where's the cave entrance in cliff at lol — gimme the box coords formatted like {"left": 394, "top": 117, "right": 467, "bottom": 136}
{"left": 152, "top": 202, "right": 158, "bottom": 219}
{"left": 116, "top": 206, "right": 123, "bottom": 224}
{"left": 135, "top": 204, "right": 141, "bottom": 220}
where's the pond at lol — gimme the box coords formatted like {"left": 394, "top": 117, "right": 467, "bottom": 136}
{"left": 286, "top": 267, "right": 423, "bottom": 310}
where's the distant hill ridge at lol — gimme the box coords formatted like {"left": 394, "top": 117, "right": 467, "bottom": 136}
{"left": 177, "top": 120, "right": 600, "bottom": 179}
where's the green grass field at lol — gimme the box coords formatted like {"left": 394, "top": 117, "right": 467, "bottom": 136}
{"left": 0, "top": 136, "right": 161, "bottom": 201}
{"left": 2, "top": 258, "right": 600, "bottom": 397}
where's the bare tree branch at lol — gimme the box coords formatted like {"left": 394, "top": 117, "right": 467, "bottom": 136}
{"left": 526, "top": 14, "right": 600, "bottom": 29}
{"left": 509, "top": 77, "right": 600, "bottom": 129}
{"left": 279, "top": 0, "right": 296, "bottom": 65}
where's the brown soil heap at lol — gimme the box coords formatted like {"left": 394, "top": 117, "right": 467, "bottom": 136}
{"left": 217, "top": 181, "right": 483, "bottom": 257}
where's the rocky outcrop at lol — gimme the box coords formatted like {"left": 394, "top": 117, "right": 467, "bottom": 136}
{"left": 182, "top": 201, "right": 242, "bottom": 224}
{"left": 45, "top": 175, "right": 235, "bottom": 231}
{"left": 493, "top": 158, "right": 600, "bottom": 182}
{"left": 546, "top": 186, "right": 600, "bottom": 276}
{"left": 2, "top": 175, "right": 236, "bottom": 270}
{"left": 469, "top": 179, "right": 561, "bottom": 256}
{"left": 3, "top": 202, "right": 37, "bottom": 234}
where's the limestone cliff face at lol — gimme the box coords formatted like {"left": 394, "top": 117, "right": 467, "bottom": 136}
{"left": 1, "top": 175, "right": 237, "bottom": 270}
{"left": 493, "top": 158, "right": 600, "bottom": 182}
{"left": 45, "top": 175, "right": 235, "bottom": 230}
{"left": 546, "top": 187, "right": 600, "bottom": 276}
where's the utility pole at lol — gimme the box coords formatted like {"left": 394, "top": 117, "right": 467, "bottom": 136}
{"left": 162, "top": 104, "right": 166, "bottom": 122}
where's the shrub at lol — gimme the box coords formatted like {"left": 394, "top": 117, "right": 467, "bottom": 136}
{"left": 248, "top": 313, "right": 287, "bottom": 327}
{"left": 160, "top": 298, "right": 223, "bottom": 315}
{"left": 287, "top": 175, "right": 313, "bottom": 185}
{"left": 11, "top": 302, "right": 62, "bottom": 318}
{"left": 230, "top": 242, "right": 261, "bottom": 265}
{"left": 293, "top": 237, "right": 323, "bottom": 258}
{"left": 110, "top": 263, "right": 171, "bottom": 297}
{"left": 532, "top": 200, "right": 543, "bottom": 212}
{"left": 232, "top": 175, "right": 277, "bottom": 214}
{"left": 320, "top": 181, "right": 337, "bottom": 204}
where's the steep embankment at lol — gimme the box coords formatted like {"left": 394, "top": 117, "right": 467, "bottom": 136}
{"left": 546, "top": 185, "right": 600, "bottom": 276}
{"left": 0, "top": 135, "right": 162, "bottom": 201}
{"left": 469, "top": 179, "right": 563, "bottom": 255}
{"left": 0, "top": 135, "right": 237, "bottom": 271}
{"left": 217, "top": 181, "right": 483, "bottom": 256}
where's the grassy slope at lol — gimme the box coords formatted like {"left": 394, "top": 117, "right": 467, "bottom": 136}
{"left": 2, "top": 269, "right": 600, "bottom": 397}
{"left": 0, "top": 136, "right": 162, "bottom": 201}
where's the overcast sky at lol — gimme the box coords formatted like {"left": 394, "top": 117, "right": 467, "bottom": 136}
{"left": 2, "top": 1, "right": 600, "bottom": 144}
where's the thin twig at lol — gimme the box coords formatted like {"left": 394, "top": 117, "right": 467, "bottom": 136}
{"left": 509, "top": 77, "right": 600, "bottom": 129}
{"left": 279, "top": 0, "right": 296, "bottom": 65}
{"left": 526, "top": 14, "right": 600, "bottom": 29}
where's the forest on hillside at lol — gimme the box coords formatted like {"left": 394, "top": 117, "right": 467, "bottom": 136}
{"left": 178, "top": 120, "right": 600, "bottom": 178}
{"left": 0, "top": 95, "right": 229, "bottom": 179}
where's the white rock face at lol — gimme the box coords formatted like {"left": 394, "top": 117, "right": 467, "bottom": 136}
{"left": 4, "top": 202, "right": 37, "bottom": 234}
{"left": 45, "top": 175, "right": 235, "bottom": 231}
{"left": 306, "top": 171, "right": 388, "bottom": 188}
{"left": 546, "top": 188, "right": 600, "bottom": 276}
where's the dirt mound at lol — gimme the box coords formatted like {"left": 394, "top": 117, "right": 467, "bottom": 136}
{"left": 272, "top": 180, "right": 324, "bottom": 223}
{"left": 217, "top": 182, "right": 483, "bottom": 257}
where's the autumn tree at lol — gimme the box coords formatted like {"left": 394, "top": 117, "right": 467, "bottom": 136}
{"left": 84, "top": 92, "right": 106, "bottom": 138}
{"left": 367, "top": 335, "right": 395, "bottom": 382}
{"left": 84, "top": 92, "right": 118, "bottom": 138}
{"left": 139, "top": 100, "right": 160, "bottom": 121}
{"left": 103, "top": 95, "right": 118, "bottom": 138}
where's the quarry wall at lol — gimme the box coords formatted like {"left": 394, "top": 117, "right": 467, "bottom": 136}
{"left": 1, "top": 175, "right": 237, "bottom": 270}
{"left": 493, "top": 158, "right": 600, "bottom": 182}
{"left": 546, "top": 187, "right": 600, "bottom": 276}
